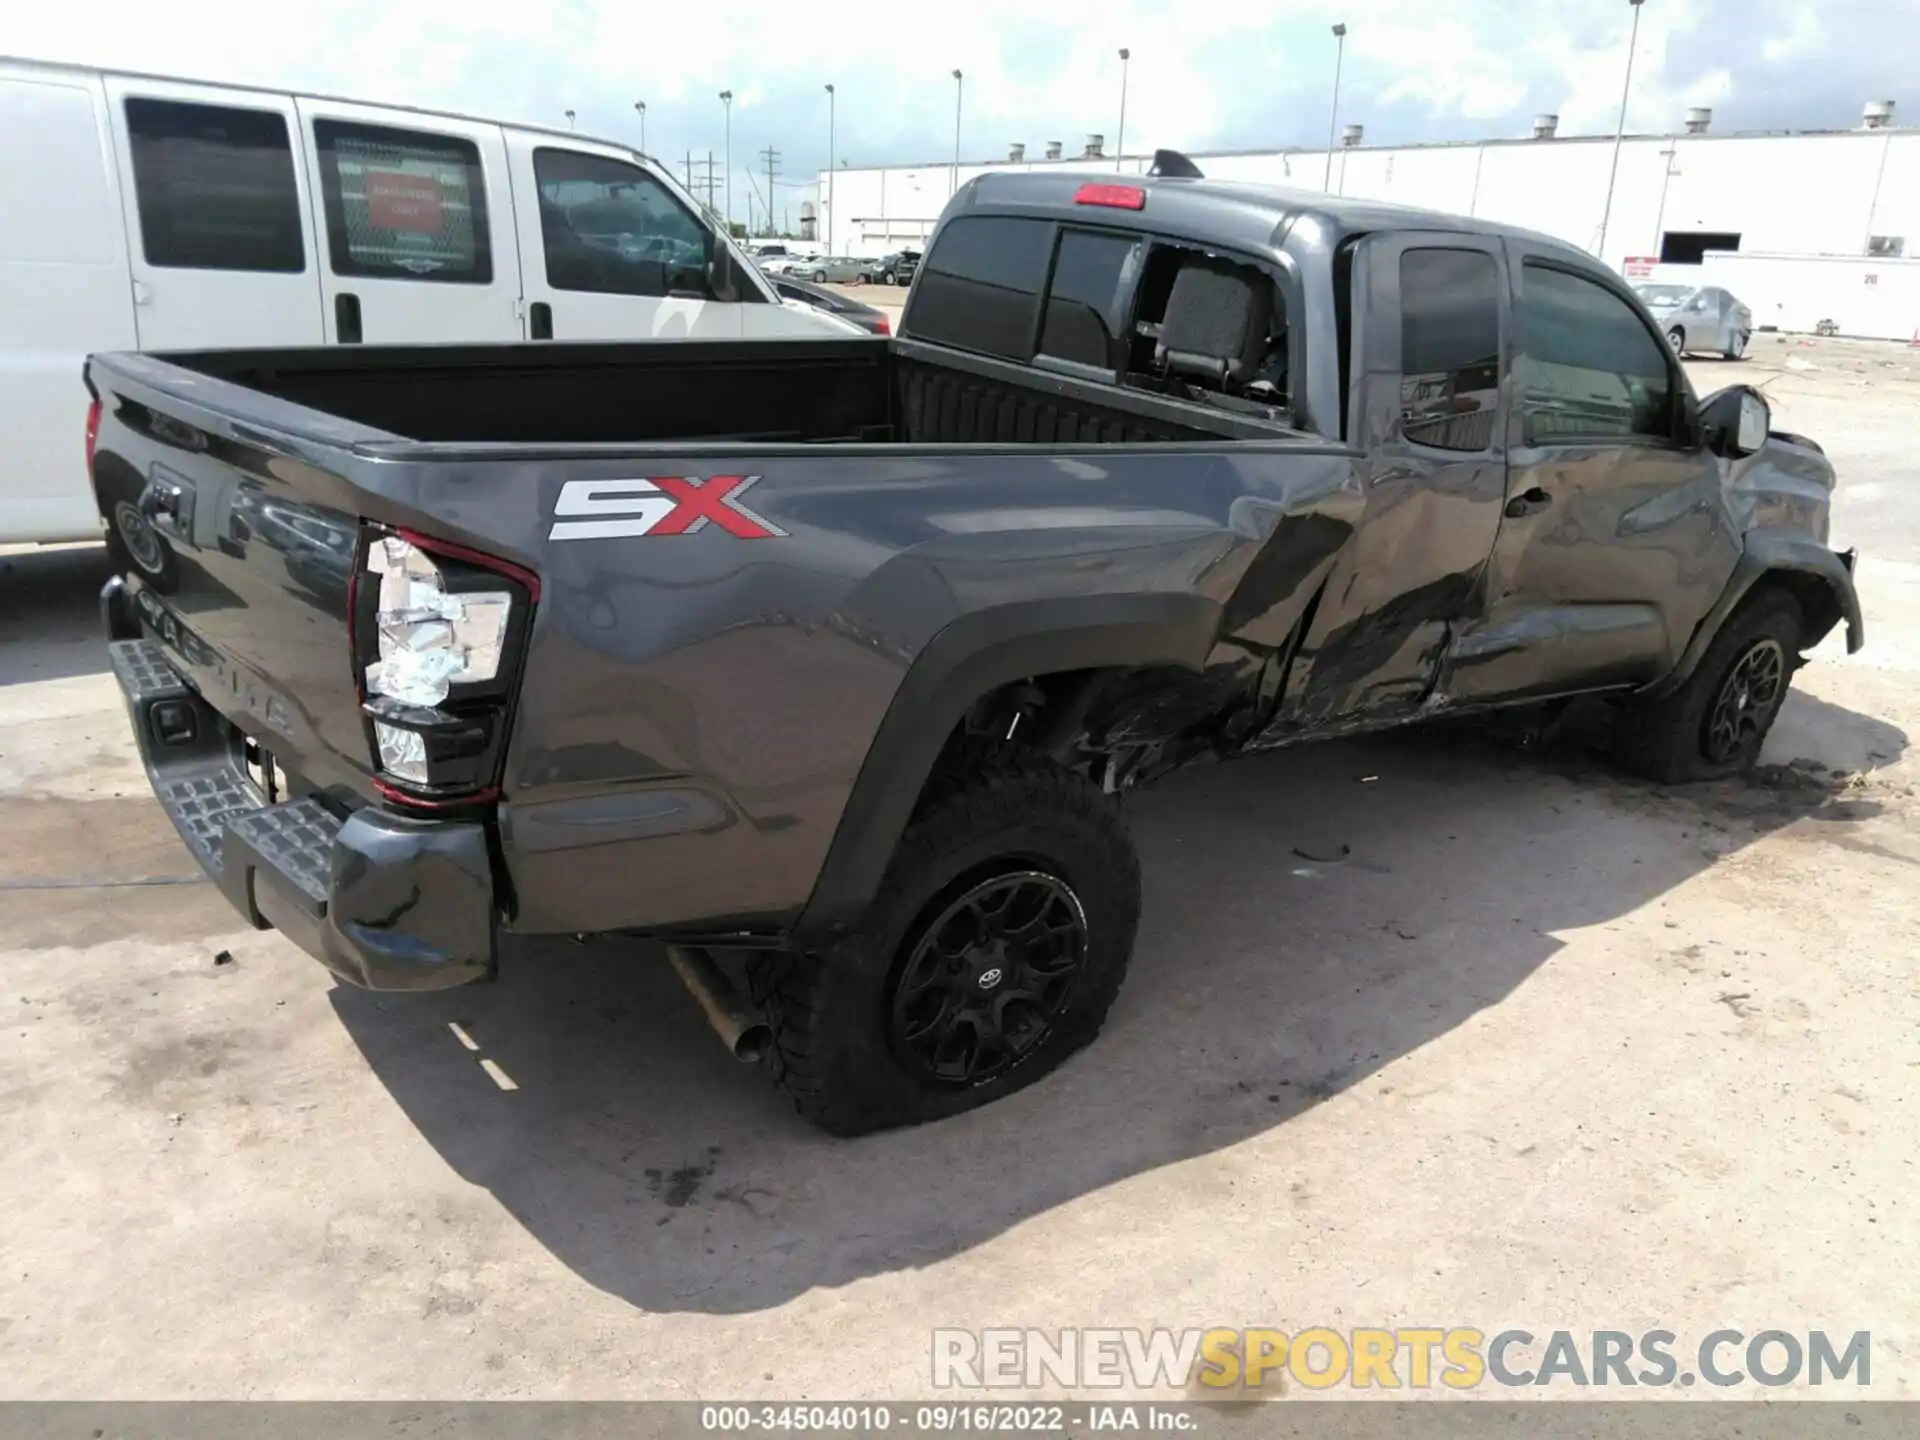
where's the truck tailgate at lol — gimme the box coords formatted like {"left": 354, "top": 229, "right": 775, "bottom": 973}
{"left": 89, "top": 358, "right": 379, "bottom": 804}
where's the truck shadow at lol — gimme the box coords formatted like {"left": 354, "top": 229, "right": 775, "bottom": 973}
{"left": 0, "top": 544, "right": 113, "bottom": 686}
{"left": 329, "top": 688, "right": 1906, "bottom": 1317}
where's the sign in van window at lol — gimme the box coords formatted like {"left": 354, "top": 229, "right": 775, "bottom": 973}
{"left": 313, "top": 120, "right": 492, "bottom": 283}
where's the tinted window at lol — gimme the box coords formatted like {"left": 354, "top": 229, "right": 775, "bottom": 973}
{"left": 1400, "top": 247, "right": 1500, "bottom": 452}
{"left": 124, "top": 98, "right": 304, "bottom": 272}
{"left": 313, "top": 120, "right": 490, "bottom": 283}
{"left": 1519, "top": 263, "right": 1677, "bottom": 442}
{"left": 534, "top": 148, "right": 710, "bottom": 297}
{"left": 1039, "top": 229, "right": 1141, "bottom": 371}
{"left": 908, "top": 216, "right": 1053, "bottom": 359}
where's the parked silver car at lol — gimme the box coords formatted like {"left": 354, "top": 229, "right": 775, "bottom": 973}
{"left": 770, "top": 255, "right": 865, "bottom": 283}
{"left": 1635, "top": 283, "right": 1753, "bottom": 359}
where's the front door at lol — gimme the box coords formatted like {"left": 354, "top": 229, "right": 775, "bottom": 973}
{"left": 506, "top": 134, "right": 743, "bottom": 341}
{"left": 1277, "top": 231, "right": 1510, "bottom": 728}
{"left": 1446, "top": 245, "right": 1738, "bottom": 703}
{"left": 105, "top": 77, "right": 326, "bottom": 350}
{"left": 293, "top": 98, "right": 522, "bottom": 344}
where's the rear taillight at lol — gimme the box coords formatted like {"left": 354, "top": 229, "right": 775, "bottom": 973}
{"left": 85, "top": 395, "right": 102, "bottom": 475}
{"left": 350, "top": 528, "right": 538, "bottom": 806}
{"left": 873, "top": 313, "right": 892, "bottom": 335}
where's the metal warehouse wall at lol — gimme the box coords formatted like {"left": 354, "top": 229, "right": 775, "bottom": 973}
{"left": 819, "top": 127, "right": 1919, "bottom": 339}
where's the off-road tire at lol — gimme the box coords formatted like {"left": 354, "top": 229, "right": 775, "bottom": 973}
{"left": 748, "top": 762, "right": 1141, "bottom": 1136}
{"left": 1612, "top": 588, "right": 1803, "bottom": 783}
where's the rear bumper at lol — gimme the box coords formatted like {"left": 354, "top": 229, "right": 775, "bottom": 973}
{"left": 105, "top": 585, "right": 495, "bottom": 991}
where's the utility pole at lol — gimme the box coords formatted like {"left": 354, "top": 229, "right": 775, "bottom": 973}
{"left": 825, "top": 83, "right": 835, "bottom": 253}
{"left": 1115, "top": 48, "right": 1130, "bottom": 171}
{"left": 1324, "top": 23, "right": 1346, "bottom": 191}
{"left": 761, "top": 146, "right": 781, "bottom": 236}
{"left": 1597, "top": 0, "right": 1647, "bottom": 263}
{"left": 719, "top": 90, "right": 734, "bottom": 233}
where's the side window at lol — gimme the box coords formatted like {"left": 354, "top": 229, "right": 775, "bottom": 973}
{"left": 1039, "top": 229, "right": 1142, "bottom": 372}
{"left": 1518, "top": 263, "right": 1677, "bottom": 443}
{"left": 312, "top": 120, "right": 491, "bottom": 284}
{"left": 1399, "top": 247, "right": 1501, "bottom": 452}
{"left": 907, "top": 216, "right": 1053, "bottom": 359}
{"left": 533, "top": 148, "right": 711, "bottom": 297}
{"left": 124, "top": 98, "right": 304, "bottom": 272}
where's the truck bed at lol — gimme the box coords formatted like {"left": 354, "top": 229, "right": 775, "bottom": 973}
{"left": 145, "top": 337, "right": 1298, "bottom": 447}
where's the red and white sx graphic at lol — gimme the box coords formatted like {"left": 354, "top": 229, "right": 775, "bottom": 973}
{"left": 548, "top": 476, "right": 786, "bottom": 541}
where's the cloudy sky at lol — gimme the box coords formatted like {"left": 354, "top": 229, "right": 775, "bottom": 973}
{"left": 14, "top": 0, "right": 1916, "bottom": 220}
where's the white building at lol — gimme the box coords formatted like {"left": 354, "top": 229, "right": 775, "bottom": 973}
{"left": 817, "top": 104, "right": 1919, "bottom": 341}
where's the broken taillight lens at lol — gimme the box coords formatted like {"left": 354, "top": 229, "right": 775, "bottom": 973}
{"left": 350, "top": 528, "right": 537, "bottom": 805}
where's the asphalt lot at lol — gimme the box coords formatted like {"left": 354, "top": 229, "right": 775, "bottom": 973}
{"left": 2, "top": 335, "right": 1917, "bottom": 1400}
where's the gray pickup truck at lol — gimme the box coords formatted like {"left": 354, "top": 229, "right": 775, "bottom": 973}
{"left": 88, "top": 152, "right": 1861, "bottom": 1134}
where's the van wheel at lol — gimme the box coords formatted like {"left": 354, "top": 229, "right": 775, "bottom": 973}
{"left": 749, "top": 762, "right": 1141, "bottom": 1136}
{"left": 1612, "top": 589, "right": 1802, "bottom": 783}
{"left": 100, "top": 474, "right": 178, "bottom": 592}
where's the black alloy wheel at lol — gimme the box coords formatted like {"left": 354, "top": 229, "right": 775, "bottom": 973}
{"left": 1702, "top": 637, "right": 1786, "bottom": 766}
{"left": 889, "top": 868, "right": 1089, "bottom": 1086}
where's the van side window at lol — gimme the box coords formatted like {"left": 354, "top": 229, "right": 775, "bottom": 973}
{"left": 1518, "top": 263, "right": 1676, "bottom": 443}
{"left": 124, "top": 98, "right": 305, "bottom": 273}
{"left": 908, "top": 216, "right": 1054, "bottom": 360}
{"left": 312, "top": 120, "right": 491, "bottom": 284}
{"left": 1399, "top": 247, "right": 1500, "bottom": 452}
{"left": 1039, "top": 229, "right": 1141, "bottom": 372}
{"left": 533, "top": 149, "right": 711, "bottom": 297}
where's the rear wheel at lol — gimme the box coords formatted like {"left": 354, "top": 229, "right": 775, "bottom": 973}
{"left": 749, "top": 762, "right": 1141, "bottom": 1136}
{"left": 883, "top": 269, "right": 897, "bottom": 285}
{"left": 1666, "top": 326, "right": 1687, "bottom": 354}
{"left": 1612, "top": 589, "right": 1802, "bottom": 783}
{"left": 1724, "top": 329, "right": 1749, "bottom": 360}
{"left": 812, "top": 269, "right": 828, "bottom": 282}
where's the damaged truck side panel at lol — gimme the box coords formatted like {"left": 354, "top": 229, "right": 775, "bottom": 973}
{"left": 90, "top": 160, "right": 1862, "bottom": 1134}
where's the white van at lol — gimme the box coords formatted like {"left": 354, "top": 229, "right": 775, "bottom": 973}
{"left": 0, "top": 57, "right": 859, "bottom": 546}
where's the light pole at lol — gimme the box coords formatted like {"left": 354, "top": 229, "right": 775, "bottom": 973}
{"left": 1323, "top": 23, "right": 1346, "bottom": 191}
{"left": 565, "top": 108, "right": 576, "bottom": 131}
{"left": 719, "top": 90, "right": 734, "bottom": 233}
{"left": 633, "top": 100, "right": 646, "bottom": 152}
{"left": 825, "top": 83, "right": 835, "bottom": 253}
{"left": 1597, "top": 0, "right": 1646, "bottom": 264}
{"left": 1116, "top": 48, "right": 1130, "bottom": 171}
{"left": 951, "top": 68, "right": 963, "bottom": 196}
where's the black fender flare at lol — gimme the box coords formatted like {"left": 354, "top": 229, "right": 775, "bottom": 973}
{"left": 1648, "top": 532, "right": 1862, "bottom": 700}
{"left": 794, "top": 592, "right": 1221, "bottom": 943}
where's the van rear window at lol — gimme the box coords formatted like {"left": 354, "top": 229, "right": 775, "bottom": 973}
{"left": 124, "top": 98, "right": 305, "bottom": 273}
{"left": 312, "top": 120, "right": 492, "bottom": 284}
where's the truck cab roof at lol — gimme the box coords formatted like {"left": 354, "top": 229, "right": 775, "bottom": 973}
{"left": 950, "top": 168, "right": 1598, "bottom": 273}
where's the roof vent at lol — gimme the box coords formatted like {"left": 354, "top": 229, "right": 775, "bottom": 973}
{"left": 1685, "top": 107, "right": 1712, "bottom": 134}
{"left": 1863, "top": 100, "right": 1895, "bottom": 129}
{"left": 1083, "top": 133, "right": 1105, "bottom": 158}
{"left": 1044, "top": 139, "right": 1063, "bottom": 160}
{"left": 1008, "top": 142, "right": 1026, "bottom": 162}
{"left": 1532, "top": 113, "right": 1559, "bottom": 139}
{"left": 1341, "top": 123, "right": 1364, "bottom": 148}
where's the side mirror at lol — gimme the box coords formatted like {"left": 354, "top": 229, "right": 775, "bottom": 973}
{"left": 706, "top": 246, "right": 743, "bottom": 303}
{"left": 1698, "top": 387, "right": 1770, "bottom": 458}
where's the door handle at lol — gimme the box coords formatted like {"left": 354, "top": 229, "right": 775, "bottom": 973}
{"left": 1504, "top": 486, "right": 1552, "bottom": 519}
{"left": 335, "top": 292, "right": 363, "bottom": 344}
{"left": 529, "top": 301, "right": 553, "bottom": 340}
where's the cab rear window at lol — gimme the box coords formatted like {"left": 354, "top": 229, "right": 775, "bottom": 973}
{"left": 906, "top": 216, "right": 1053, "bottom": 359}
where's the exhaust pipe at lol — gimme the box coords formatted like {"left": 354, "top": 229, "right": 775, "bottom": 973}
{"left": 667, "top": 945, "right": 772, "bottom": 1063}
